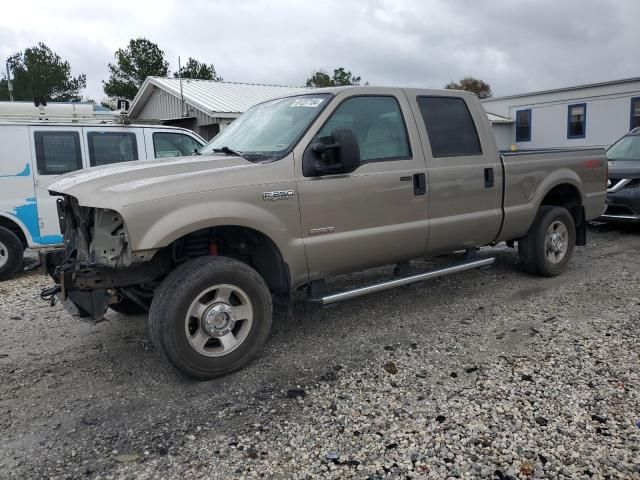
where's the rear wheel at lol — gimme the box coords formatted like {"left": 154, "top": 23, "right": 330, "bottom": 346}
{"left": 0, "top": 227, "right": 24, "bottom": 282}
{"left": 518, "top": 205, "right": 576, "bottom": 276}
{"left": 149, "top": 256, "right": 272, "bottom": 379}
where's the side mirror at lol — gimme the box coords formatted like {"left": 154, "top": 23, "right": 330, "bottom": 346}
{"left": 303, "top": 128, "right": 361, "bottom": 177}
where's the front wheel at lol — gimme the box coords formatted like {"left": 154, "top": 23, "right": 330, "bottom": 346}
{"left": 0, "top": 227, "right": 24, "bottom": 282}
{"left": 149, "top": 256, "right": 273, "bottom": 379}
{"left": 518, "top": 205, "right": 576, "bottom": 277}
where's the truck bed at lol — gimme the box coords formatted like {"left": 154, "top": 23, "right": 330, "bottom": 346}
{"left": 497, "top": 147, "right": 607, "bottom": 242}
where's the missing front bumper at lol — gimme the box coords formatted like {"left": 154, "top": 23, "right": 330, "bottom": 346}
{"left": 60, "top": 288, "right": 112, "bottom": 323}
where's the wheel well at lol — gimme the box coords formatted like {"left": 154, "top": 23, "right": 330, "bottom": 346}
{"left": 540, "top": 183, "right": 586, "bottom": 246}
{"left": 169, "top": 226, "right": 290, "bottom": 294}
{"left": 0, "top": 216, "right": 27, "bottom": 249}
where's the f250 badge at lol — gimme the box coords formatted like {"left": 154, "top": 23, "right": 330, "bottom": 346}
{"left": 263, "top": 190, "right": 296, "bottom": 201}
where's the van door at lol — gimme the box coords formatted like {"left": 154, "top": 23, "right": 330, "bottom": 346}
{"left": 296, "top": 93, "right": 429, "bottom": 279}
{"left": 29, "top": 126, "right": 86, "bottom": 243}
{"left": 82, "top": 127, "right": 144, "bottom": 166}
{"left": 144, "top": 129, "right": 205, "bottom": 159}
{"left": 0, "top": 125, "right": 36, "bottom": 244}
{"left": 407, "top": 95, "right": 503, "bottom": 254}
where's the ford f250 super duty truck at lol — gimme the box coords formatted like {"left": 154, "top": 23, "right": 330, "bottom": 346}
{"left": 41, "top": 87, "right": 607, "bottom": 379}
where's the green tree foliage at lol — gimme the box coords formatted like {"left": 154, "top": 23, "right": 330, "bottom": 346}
{"left": 103, "top": 38, "right": 169, "bottom": 99}
{"left": 444, "top": 77, "right": 492, "bottom": 99}
{"left": 174, "top": 57, "right": 222, "bottom": 81}
{"left": 0, "top": 43, "right": 86, "bottom": 101}
{"left": 306, "top": 67, "right": 362, "bottom": 88}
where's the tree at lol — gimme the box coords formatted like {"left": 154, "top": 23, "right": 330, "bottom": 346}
{"left": 445, "top": 77, "right": 492, "bottom": 99}
{"left": 103, "top": 38, "right": 169, "bottom": 99}
{"left": 174, "top": 57, "right": 222, "bottom": 81}
{"left": 0, "top": 43, "right": 86, "bottom": 101}
{"left": 306, "top": 67, "right": 362, "bottom": 88}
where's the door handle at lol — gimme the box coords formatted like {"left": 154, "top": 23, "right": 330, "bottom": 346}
{"left": 413, "top": 173, "right": 426, "bottom": 196}
{"left": 484, "top": 168, "right": 494, "bottom": 188}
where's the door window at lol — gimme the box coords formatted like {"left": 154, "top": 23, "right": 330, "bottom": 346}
{"left": 317, "top": 96, "right": 411, "bottom": 162}
{"left": 153, "top": 132, "right": 203, "bottom": 158}
{"left": 87, "top": 132, "right": 138, "bottom": 167}
{"left": 417, "top": 96, "right": 482, "bottom": 157}
{"left": 34, "top": 131, "right": 83, "bottom": 175}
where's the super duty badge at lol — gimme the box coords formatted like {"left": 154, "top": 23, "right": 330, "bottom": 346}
{"left": 263, "top": 190, "right": 296, "bottom": 201}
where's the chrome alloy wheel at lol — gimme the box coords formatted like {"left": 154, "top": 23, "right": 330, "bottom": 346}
{"left": 0, "top": 240, "right": 8, "bottom": 269}
{"left": 184, "top": 284, "right": 253, "bottom": 357}
{"left": 545, "top": 220, "right": 569, "bottom": 264}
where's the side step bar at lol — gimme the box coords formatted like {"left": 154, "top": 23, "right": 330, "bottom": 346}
{"left": 310, "top": 257, "right": 495, "bottom": 306}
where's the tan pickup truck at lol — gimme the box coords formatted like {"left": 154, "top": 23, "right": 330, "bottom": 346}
{"left": 42, "top": 87, "right": 607, "bottom": 378}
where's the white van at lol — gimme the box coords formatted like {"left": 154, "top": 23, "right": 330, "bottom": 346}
{"left": 0, "top": 122, "right": 205, "bottom": 280}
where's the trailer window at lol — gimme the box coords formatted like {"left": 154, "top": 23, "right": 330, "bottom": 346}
{"left": 34, "top": 131, "right": 83, "bottom": 175}
{"left": 631, "top": 97, "right": 640, "bottom": 130}
{"left": 87, "top": 132, "right": 138, "bottom": 166}
{"left": 417, "top": 96, "right": 482, "bottom": 157}
{"left": 567, "top": 103, "right": 586, "bottom": 139}
{"left": 153, "top": 132, "right": 203, "bottom": 158}
{"left": 515, "top": 109, "right": 531, "bottom": 142}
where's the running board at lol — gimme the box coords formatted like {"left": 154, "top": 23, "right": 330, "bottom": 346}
{"left": 309, "top": 257, "right": 495, "bottom": 306}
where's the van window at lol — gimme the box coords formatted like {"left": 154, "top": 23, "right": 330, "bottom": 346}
{"left": 34, "top": 131, "right": 83, "bottom": 175}
{"left": 153, "top": 132, "right": 202, "bottom": 158}
{"left": 87, "top": 132, "right": 138, "bottom": 167}
{"left": 416, "top": 97, "right": 482, "bottom": 158}
{"left": 317, "top": 96, "right": 411, "bottom": 162}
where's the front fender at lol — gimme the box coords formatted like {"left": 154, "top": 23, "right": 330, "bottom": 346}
{"left": 122, "top": 188, "right": 309, "bottom": 286}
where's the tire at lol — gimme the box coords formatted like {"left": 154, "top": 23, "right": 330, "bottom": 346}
{"left": 149, "top": 256, "right": 273, "bottom": 379}
{"left": 518, "top": 205, "right": 576, "bottom": 277}
{"left": 0, "top": 227, "right": 24, "bottom": 282}
{"left": 109, "top": 298, "right": 148, "bottom": 316}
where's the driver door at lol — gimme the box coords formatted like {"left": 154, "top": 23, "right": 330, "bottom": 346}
{"left": 295, "top": 92, "right": 429, "bottom": 279}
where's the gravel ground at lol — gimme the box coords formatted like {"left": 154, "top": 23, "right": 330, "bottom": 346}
{"left": 1, "top": 224, "right": 639, "bottom": 479}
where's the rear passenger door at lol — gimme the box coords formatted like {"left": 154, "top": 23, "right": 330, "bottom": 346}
{"left": 30, "top": 126, "right": 86, "bottom": 242}
{"left": 145, "top": 130, "right": 204, "bottom": 159}
{"left": 407, "top": 95, "right": 503, "bottom": 253}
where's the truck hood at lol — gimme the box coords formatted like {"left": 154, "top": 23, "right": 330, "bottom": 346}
{"left": 608, "top": 160, "right": 640, "bottom": 179}
{"left": 48, "top": 155, "right": 261, "bottom": 209}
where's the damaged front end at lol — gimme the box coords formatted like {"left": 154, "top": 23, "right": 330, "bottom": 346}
{"left": 42, "top": 195, "right": 169, "bottom": 323}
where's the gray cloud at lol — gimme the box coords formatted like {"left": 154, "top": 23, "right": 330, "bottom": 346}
{"left": 1, "top": 0, "right": 638, "bottom": 101}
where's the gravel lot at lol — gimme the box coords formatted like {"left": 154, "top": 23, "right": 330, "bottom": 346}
{"left": 1, "top": 224, "right": 639, "bottom": 479}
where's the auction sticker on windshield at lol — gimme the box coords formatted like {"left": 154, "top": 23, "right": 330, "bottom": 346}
{"left": 291, "top": 98, "right": 324, "bottom": 107}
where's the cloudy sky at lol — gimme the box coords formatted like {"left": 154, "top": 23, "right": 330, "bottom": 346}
{"left": 1, "top": 0, "right": 638, "bottom": 101}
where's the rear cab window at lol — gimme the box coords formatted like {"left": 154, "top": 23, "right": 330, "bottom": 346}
{"left": 87, "top": 131, "right": 138, "bottom": 167}
{"left": 34, "top": 131, "right": 83, "bottom": 175}
{"left": 153, "top": 132, "right": 202, "bottom": 158}
{"left": 416, "top": 96, "right": 482, "bottom": 158}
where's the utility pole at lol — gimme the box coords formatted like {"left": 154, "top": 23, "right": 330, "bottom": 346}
{"left": 178, "top": 56, "right": 185, "bottom": 117}
{"left": 5, "top": 63, "right": 13, "bottom": 101}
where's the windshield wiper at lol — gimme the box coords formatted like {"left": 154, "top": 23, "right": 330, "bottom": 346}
{"left": 212, "top": 146, "right": 245, "bottom": 158}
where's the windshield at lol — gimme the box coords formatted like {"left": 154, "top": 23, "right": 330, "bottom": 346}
{"left": 607, "top": 134, "right": 640, "bottom": 161}
{"left": 200, "top": 93, "right": 331, "bottom": 160}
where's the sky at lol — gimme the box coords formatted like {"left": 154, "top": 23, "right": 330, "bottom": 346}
{"left": 0, "top": 0, "right": 638, "bottom": 101}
